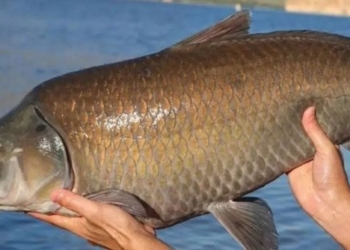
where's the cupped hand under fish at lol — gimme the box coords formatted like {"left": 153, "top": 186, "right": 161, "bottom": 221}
{"left": 30, "top": 190, "right": 170, "bottom": 250}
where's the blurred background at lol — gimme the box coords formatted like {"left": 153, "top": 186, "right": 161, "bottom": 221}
{"left": 162, "top": 0, "right": 350, "bottom": 16}
{"left": 0, "top": 0, "right": 349, "bottom": 249}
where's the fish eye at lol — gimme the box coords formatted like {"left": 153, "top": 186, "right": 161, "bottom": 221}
{"left": 35, "top": 124, "right": 46, "bottom": 132}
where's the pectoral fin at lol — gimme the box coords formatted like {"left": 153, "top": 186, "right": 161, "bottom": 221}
{"left": 84, "top": 189, "right": 148, "bottom": 218}
{"left": 207, "top": 197, "right": 278, "bottom": 250}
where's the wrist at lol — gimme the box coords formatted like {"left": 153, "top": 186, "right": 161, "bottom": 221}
{"left": 314, "top": 193, "right": 350, "bottom": 248}
{"left": 129, "top": 234, "right": 171, "bottom": 250}
{"left": 115, "top": 229, "right": 171, "bottom": 250}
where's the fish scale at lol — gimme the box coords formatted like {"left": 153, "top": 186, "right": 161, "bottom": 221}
{"left": 1, "top": 11, "right": 350, "bottom": 249}
{"left": 33, "top": 33, "right": 350, "bottom": 224}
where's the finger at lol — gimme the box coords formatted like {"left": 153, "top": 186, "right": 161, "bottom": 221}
{"left": 51, "top": 189, "right": 100, "bottom": 219}
{"left": 302, "top": 107, "right": 335, "bottom": 154}
{"left": 302, "top": 108, "right": 348, "bottom": 191}
{"left": 30, "top": 213, "right": 106, "bottom": 247}
{"left": 29, "top": 212, "right": 83, "bottom": 231}
{"left": 144, "top": 225, "right": 156, "bottom": 236}
{"left": 87, "top": 240, "right": 99, "bottom": 246}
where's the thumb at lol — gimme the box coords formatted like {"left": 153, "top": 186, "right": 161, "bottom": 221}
{"left": 302, "top": 107, "right": 348, "bottom": 191}
{"left": 302, "top": 107, "right": 335, "bottom": 155}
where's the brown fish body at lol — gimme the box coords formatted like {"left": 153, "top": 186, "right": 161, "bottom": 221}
{"left": 31, "top": 30, "right": 350, "bottom": 227}
{"left": 2, "top": 12, "right": 350, "bottom": 249}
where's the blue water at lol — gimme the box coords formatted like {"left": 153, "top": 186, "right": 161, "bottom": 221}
{"left": 0, "top": 0, "right": 349, "bottom": 249}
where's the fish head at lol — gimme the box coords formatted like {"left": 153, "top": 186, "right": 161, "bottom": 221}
{"left": 0, "top": 102, "right": 72, "bottom": 213}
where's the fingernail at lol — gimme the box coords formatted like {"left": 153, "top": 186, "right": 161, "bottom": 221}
{"left": 306, "top": 106, "right": 315, "bottom": 115}
{"left": 311, "top": 106, "right": 316, "bottom": 114}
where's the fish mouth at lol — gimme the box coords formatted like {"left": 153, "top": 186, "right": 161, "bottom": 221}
{"left": 0, "top": 104, "right": 75, "bottom": 213}
{"left": 0, "top": 152, "right": 72, "bottom": 213}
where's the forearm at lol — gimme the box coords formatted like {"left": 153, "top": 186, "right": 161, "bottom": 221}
{"left": 313, "top": 193, "right": 350, "bottom": 249}
{"left": 129, "top": 236, "right": 172, "bottom": 250}
{"left": 110, "top": 230, "right": 172, "bottom": 250}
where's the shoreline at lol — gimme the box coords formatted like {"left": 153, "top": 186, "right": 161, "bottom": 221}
{"left": 156, "top": 0, "right": 350, "bottom": 16}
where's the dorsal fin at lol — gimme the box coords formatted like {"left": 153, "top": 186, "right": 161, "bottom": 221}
{"left": 170, "top": 10, "right": 251, "bottom": 50}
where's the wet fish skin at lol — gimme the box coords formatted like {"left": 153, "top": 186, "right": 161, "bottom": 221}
{"left": 32, "top": 27, "right": 350, "bottom": 222}
{"left": 1, "top": 11, "right": 350, "bottom": 249}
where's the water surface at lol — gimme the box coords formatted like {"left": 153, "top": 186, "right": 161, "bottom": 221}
{"left": 0, "top": 1, "right": 349, "bottom": 249}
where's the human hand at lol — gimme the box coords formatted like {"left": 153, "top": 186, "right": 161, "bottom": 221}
{"left": 287, "top": 107, "right": 350, "bottom": 248}
{"left": 29, "top": 189, "right": 171, "bottom": 250}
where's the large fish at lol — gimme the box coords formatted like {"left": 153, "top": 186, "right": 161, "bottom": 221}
{"left": 0, "top": 10, "right": 349, "bottom": 249}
